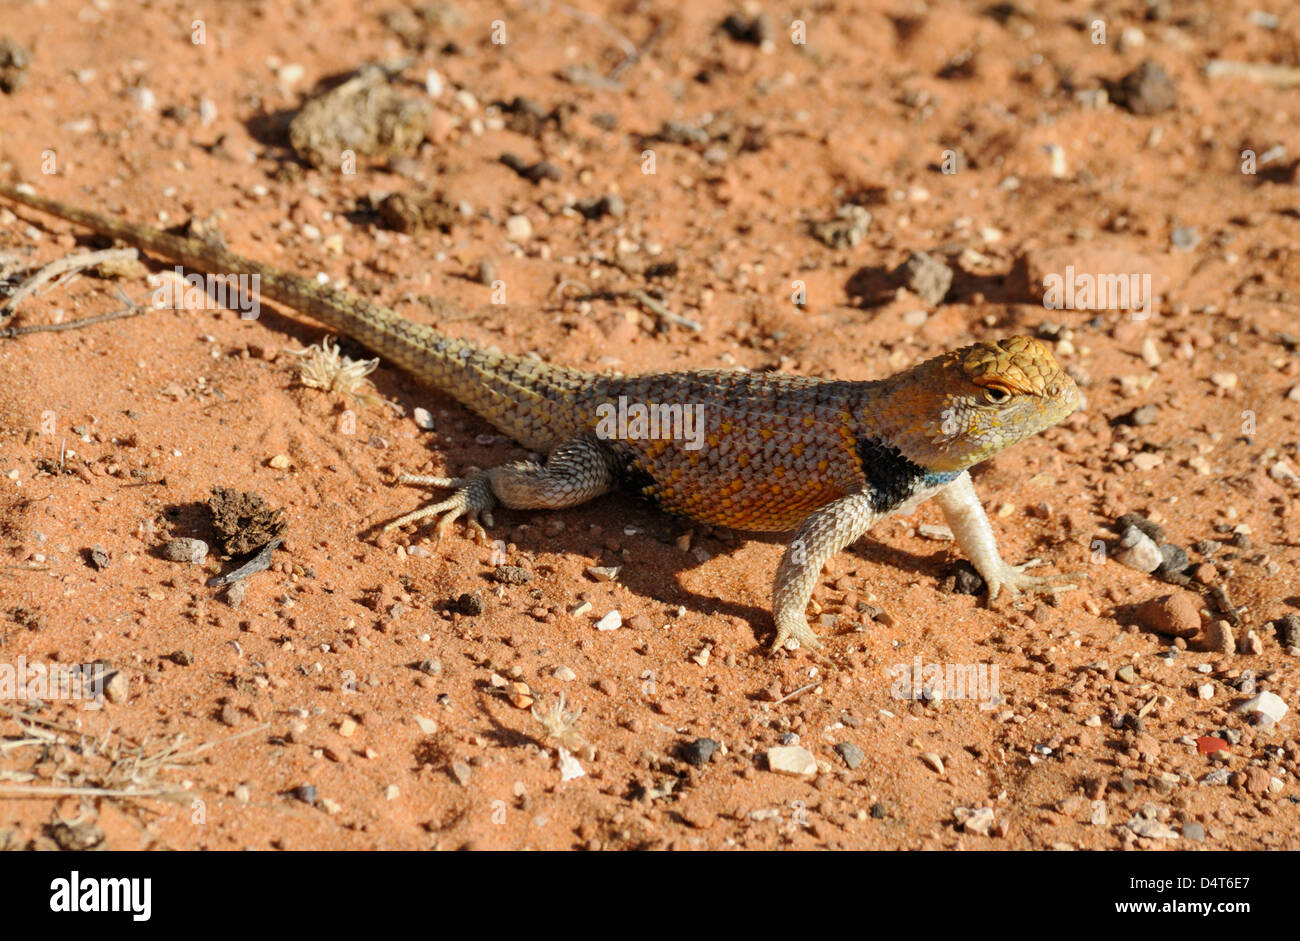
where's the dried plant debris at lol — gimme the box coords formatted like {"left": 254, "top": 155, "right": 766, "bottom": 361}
{"left": 292, "top": 336, "right": 380, "bottom": 399}
{"left": 531, "top": 693, "right": 588, "bottom": 752}
{"left": 376, "top": 192, "right": 458, "bottom": 235}
{"left": 288, "top": 64, "right": 432, "bottom": 169}
{"left": 810, "top": 204, "right": 872, "bottom": 249}
{"left": 207, "top": 487, "right": 286, "bottom": 557}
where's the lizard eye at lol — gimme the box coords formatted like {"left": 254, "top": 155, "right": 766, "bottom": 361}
{"left": 982, "top": 386, "right": 1011, "bottom": 404}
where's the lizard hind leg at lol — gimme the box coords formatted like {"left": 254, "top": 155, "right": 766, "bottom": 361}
{"left": 383, "top": 433, "right": 616, "bottom": 542}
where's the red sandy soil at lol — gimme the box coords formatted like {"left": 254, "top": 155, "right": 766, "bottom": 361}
{"left": 0, "top": 0, "right": 1298, "bottom": 850}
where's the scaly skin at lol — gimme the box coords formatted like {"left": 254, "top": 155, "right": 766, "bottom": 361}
{"left": 0, "top": 181, "right": 1083, "bottom": 654}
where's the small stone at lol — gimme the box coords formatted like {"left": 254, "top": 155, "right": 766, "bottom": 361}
{"left": 505, "top": 214, "right": 532, "bottom": 242}
{"left": 1154, "top": 543, "right": 1189, "bottom": 578}
{"left": 920, "top": 752, "right": 945, "bottom": 775}
{"left": 490, "top": 564, "right": 533, "bottom": 585}
{"left": 834, "top": 742, "right": 864, "bottom": 770}
{"left": 1275, "top": 614, "right": 1300, "bottom": 648}
{"left": 1235, "top": 691, "right": 1287, "bottom": 725}
{"left": 766, "top": 745, "right": 818, "bottom": 776}
{"left": 1241, "top": 767, "right": 1271, "bottom": 795}
{"left": 1205, "top": 620, "right": 1235, "bottom": 654}
{"left": 87, "top": 545, "right": 111, "bottom": 570}
{"left": 450, "top": 761, "right": 473, "bottom": 785}
{"left": 680, "top": 737, "right": 719, "bottom": 767}
{"left": 1170, "top": 227, "right": 1200, "bottom": 252}
{"left": 1114, "top": 60, "right": 1177, "bottom": 116}
{"left": 1116, "top": 527, "right": 1163, "bottom": 573}
{"left": 455, "top": 591, "right": 485, "bottom": 616}
{"left": 954, "top": 806, "right": 995, "bottom": 836}
{"left": 1135, "top": 591, "right": 1201, "bottom": 638}
{"left": 1116, "top": 513, "right": 1164, "bottom": 543}
{"left": 896, "top": 251, "right": 953, "bottom": 306}
{"left": 161, "top": 537, "right": 209, "bottom": 564}
{"left": 1196, "top": 736, "right": 1228, "bottom": 755}
{"left": 103, "top": 671, "right": 128, "bottom": 703}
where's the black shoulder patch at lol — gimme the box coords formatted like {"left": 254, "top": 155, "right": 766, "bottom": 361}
{"left": 855, "top": 436, "right": 926, "bottom": 514}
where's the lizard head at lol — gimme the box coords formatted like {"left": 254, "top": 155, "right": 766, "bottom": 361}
{"left": 875, "top": 336, "right": 1081, "bottom": 472}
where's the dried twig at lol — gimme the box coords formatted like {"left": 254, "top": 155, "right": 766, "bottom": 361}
{"left": 0, "top": 247, "right": 139, "bottom": 318}
{"left": 577, "top": 288, "right": 703, "bottom": 332}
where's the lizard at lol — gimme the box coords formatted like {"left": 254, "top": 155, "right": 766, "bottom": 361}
{"left": 0, "top": 180, "right": 1082, "bottom": 653}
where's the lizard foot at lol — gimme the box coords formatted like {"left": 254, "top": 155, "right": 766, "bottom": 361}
{"left": 985, "top": 558, "right": 1082, "bottom": 603}
{"left": 382, "top": 472, "right": 497, "bottom": 543}
{"left": 769, "top": 614, "right": 835, "bottom": 662}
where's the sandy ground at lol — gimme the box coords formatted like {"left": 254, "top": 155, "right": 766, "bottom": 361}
{"left": 0, "top": 0, "right": 1298, "bottom": 850}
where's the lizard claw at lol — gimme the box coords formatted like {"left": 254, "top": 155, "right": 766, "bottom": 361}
{"left": 383, "top": 472, "right": 497, "bottom": 543}
{"left": 985, "top": 558, "right": 1082, "bottom": 602}
{"left": 769, "top": 614, "right": 834, "bottom": 663}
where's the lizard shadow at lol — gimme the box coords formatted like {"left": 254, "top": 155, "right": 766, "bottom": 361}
{"left": 845, "top": 264, "right": 1028, "bottom": 309}
{"left": 504, "top": 498, "right": 963, "bottom": 646}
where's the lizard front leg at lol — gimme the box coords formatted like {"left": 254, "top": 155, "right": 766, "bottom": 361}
{"left": 771, "top": 492, "right": 880, "bottom": 652}
{"left": 932, "top": 470, "right": 1078, "bottom": 600}
{"left": 384, "top": 433, "right": 615, "bottom": 541}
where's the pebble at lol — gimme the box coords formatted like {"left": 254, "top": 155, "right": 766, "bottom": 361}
{"left": 1154, "top": 543, "right": 1189, "bottom": 578}
{"left": 1196, "top": 736, "right": 1228, "bottom": 755}
{"left": 1205, "top": 620, "right": 1235, "bottom": 654}
{"left": 1114, "top": 60, "right": 1177, "bottom": 116}
{"left": 1117, "top": 513, "right": 1164, "bottom": 543}
{"left": 1235, "top": 691, "right": 1287, "bottom": 725}
{"left": 896, "top": 251, "right": 953, "bottom": 306}
{"left": 680, "top": 738, "right": 719, "bottom": 767}
{"left": 161, "top": 537, "right": 209, "bottom": 564}
{"left": 1276, "top": 614, "right": 1300, "bottom": 648}
{"left": 1135, "top": 591, "right": 1201, "bottom": 638}
{"left": 920, "top": 752, "right": 945, "bottom": 775}
{"left": 103, "top": 671, "right": 129, "bottom": 704}
{"left": 505, "top": 214, "right": 532, "bottom": 242}
{"left": 766, "top": 745, "right": 817, "bottom": 776}
{"left": 834, "top": 742, "right": 864, "bottom": 770}
{"left": 1116, "top": 527, "right": 1163, "bottom": 573}
{"left": 1170, "top": 227, "right": 1200, "bottom": 252}
{"left": 954, "top": 806, "right": 995, "bottom": 836}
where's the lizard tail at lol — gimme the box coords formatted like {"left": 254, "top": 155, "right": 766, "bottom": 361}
{"left": 0, "top": 181, "right": 589, "bottom": 452}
